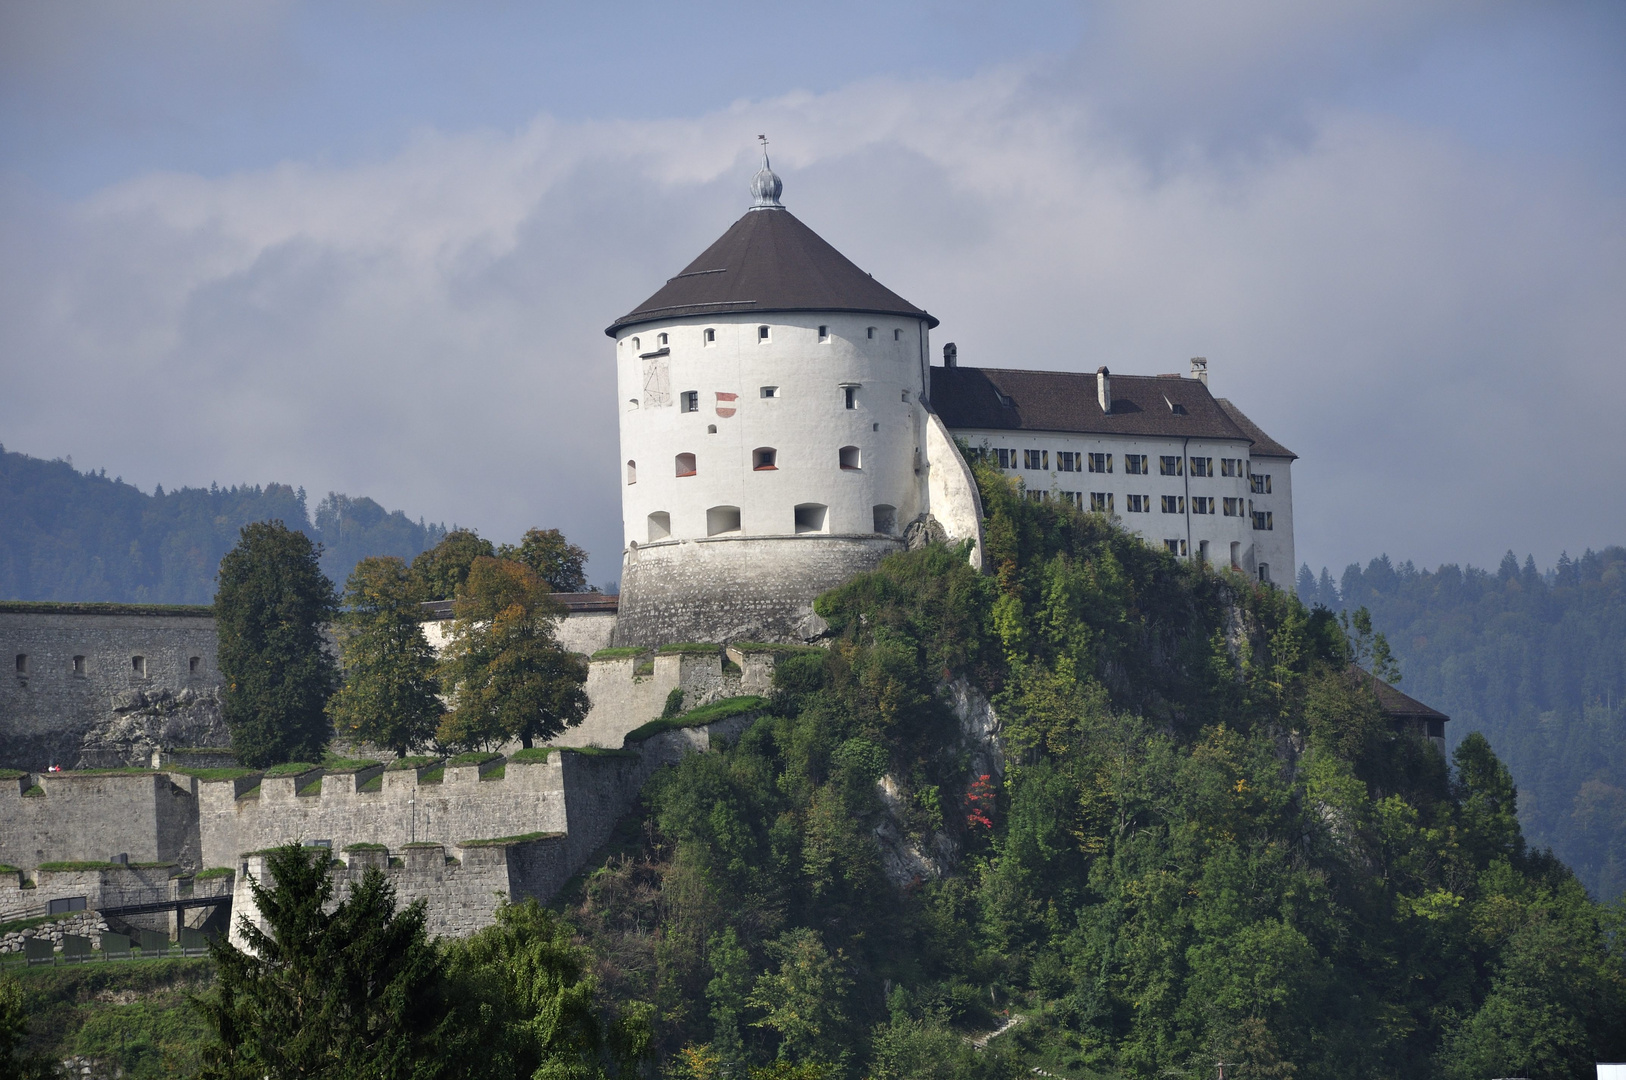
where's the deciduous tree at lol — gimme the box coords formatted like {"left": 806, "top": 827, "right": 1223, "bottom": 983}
{"left": 410, "top": 528, "right": 495, "bottom": 601}
{"left": 329, "top": 556, "right": 444, "bottom": 755}
{"left": 500, "top": 527, "right": 590, "bottom": 593}
{"left": 437, "top": 557, "right": 589, "bottom": 749}
{"left": 215, "top": 521, "right": 339, "bottom": 767}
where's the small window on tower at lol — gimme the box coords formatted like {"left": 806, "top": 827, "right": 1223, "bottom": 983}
{"left": 707, "top": 506, "right": 742, "bottom": 536}
{"left": 818, "top": 325, "right": 829, "bottom": 342}
{"left": 794, "top": 504, "right": 827, "bottom": 534}
{"left": 901, "top": 390, "right": 910, "bottom": 403}
{"left": 190, "top": 656, "right": 202, "bottom": 673}
{"left": 73, "top": 655, "right": 86, "bottom": 676}
{"left": 631, "top": 337, "right": 640, "bottom": 351}
{"left": 680, "top": 391, "right": 699, "bottom": 413}
{"left": 626, "top": 460, "right": 637, "bottom": 485}
{"left": 758, "top": 325, "right": 770, "bottom": 342}
{"left": 676, "top": 453, "right": 697, "bottom": 477}
{"left": 627, "top": 398, "right": 639, "bottom": 410}
{"left": 843, "top": 386, "right": 857, "bottom": 410}
{"left": 132, "top": 656, "right": 147, "bottom": 678}
{"left": 753, "top": 448, "right": 778, "bottom": 471}
{"left": 893, "top": 328, "right": 901, "bottom": 341}
{"left": 760, "top": 386, "right": 779, "bottom": 398}
{"left": 839, "top": 445, "right": 861, "bottom": 470}
{"left": 657, "top": 332, "right": 668, "bottom": 346}
{"left": 704, "top": 328, "right": 716, "bottom": 345}
{"left": 872, "top": 505, "right": 897, "bottom": 534}
{"left": 14, "top": 654, "right": 26, "bottom": 675}
{"left": 648, "top": 512, "right": 672, "bottom": 542}
{"left": 866, "top": 327, "right": 876, "bottom": 339}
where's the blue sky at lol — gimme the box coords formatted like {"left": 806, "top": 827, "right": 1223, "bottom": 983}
{"left": 2, "top": 1, "right": 1623, "bottom": 587}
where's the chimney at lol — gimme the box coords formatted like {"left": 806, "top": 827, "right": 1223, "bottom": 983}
{"left": 1190, "top": 356, "right": 1208, "bottom": 385}
{"left": 1096, "top": 366, "right": 1111, "bottom": 414}
{"left": 943, "top": 342, "right": 957, "bottom": 368}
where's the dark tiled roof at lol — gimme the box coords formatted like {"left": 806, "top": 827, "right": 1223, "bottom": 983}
{"left": 932, "top": 366, "right": 1257, "bottom": 443}
{"left": 1216, "top": 399, "right": 1297, "bottom": 460}
{"left": 606, "top": 208, "right": 936, "bottom": 336}
{"left": 1353, "top": 666, "right": 1450, "bottom": 722}
{"left": 418, "top": 594, "right": 618, "bottom": 621}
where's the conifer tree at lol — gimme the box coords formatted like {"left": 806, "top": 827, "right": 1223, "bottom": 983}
{"left": 328, "top": 556, "right": 444, "bottom": 755}
{"left": 436, "top": 557, "right": 588, "bottom": 749}
{"left": 215, "top": 521, "right": 339, "bottom": 767}
{"left": 195, "top": 844, "right": 460, "bottom": 1079}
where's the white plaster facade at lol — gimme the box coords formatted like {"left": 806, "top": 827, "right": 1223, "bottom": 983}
{"left": 615, "top": 312, "right": 933, "bottom": 547}
{"left": 952, "top": 422, "right": 1294, "bottom": 582}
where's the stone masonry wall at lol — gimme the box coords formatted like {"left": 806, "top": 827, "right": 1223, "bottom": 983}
{"left": 0, "top": 770, "right": 200, "bottom": 873}
{"left": 0, "top": 607, "right": 221, "bottom": 771}
{"left": 615, "top": 535, "right": 900, "bottom": 647}
{"left": 549, "top": 648, "right": 775, "bottom": 749}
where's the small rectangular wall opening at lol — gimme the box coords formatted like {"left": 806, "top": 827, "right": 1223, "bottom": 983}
{"left": 132, "top": 656, "right": 147, "bottom": 678}
{"left": 648, "top": 512, "right": 672, "bottom": 542}
{"left": 73, "top": 655, "right": 86, "bottom": 676}
{"left": 707, "top": 506, "right": 742, "bottom": 536}
{"left": 794, "top": 504, "right": 827, "bottom": 534}
{"left": 872, "top": 505, "right": 896, "bottom": 534}
{"left": 14, "top": 654, "right": 25, "bottom": 675}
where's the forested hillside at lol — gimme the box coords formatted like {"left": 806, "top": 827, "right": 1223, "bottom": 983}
{"left": 555, "top": 464, "right": 1624, "bottom": 1078}
{"left": 0, "top": 443, "right": 445, "bottom": 603}
{"left": 1298, "top": 549, "right": 1626, "bottom": 901}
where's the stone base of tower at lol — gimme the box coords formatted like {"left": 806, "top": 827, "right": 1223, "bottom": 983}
{"left": 615, "top": 535, "right": 903, "bottom": 647}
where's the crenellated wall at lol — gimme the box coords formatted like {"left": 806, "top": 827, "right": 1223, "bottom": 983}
{"left": 553, "top": 647, "right": 774, "bottom": 749}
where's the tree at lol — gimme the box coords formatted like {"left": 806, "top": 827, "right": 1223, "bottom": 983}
{"left": 328, "top": 556, "right": 445, "bottom": 755}
{"left": 437, "top": 557, "right": 589, "bottom": 749}
{"left": 194, "top": 844, "right": 461, "bottom": 1079}
{"left": 747, "top": 929, "right": 854, "bottom": 1065}
{"left": 410, "top": 528, "right": 495, "bottom": 601}
{"left": 500, "top": 527, "right": 590, "bottom": 593}
{"left": 443, "top": 899, "right": 651, "bottom": 1079}
{"left": 216, "top": 521, "right": 340, "bottom": 767}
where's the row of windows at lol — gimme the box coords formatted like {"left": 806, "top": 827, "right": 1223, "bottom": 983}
{"left": 646, "top": 504, "right": 899, "bottom": 542}
{"left": 1028, "top": 493, "right": 1274, "bottom": 529}
{"left": 15, "top": 654, "right": 202, "bottom": 678}
{"left": 987, "top": 449, "right": 1265, "bottom": 484}
{"left": 629, "top": 446, "right": 863, "bottom": 483}
{"left": 629, "top": 324, "right": 908, "bottom": 351}
{"left": 644, "top": 385, "right": 909, "bottom": 413}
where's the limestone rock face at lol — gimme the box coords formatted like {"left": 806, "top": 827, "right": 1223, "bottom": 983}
{"left": 76, "top": 686, "right": 229, "bottom": 768}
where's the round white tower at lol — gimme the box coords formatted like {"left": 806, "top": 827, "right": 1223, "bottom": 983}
{"left": 609, "top": 148, "right": 940, "bottom": 645}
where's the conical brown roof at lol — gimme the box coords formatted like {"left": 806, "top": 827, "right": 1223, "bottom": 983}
{"left": 606, "top": 207, "right": 936, "bottom": 336}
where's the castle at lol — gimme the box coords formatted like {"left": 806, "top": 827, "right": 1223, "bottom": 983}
{"left": 1, "top": 150, "right": 1318, "bottom": 945}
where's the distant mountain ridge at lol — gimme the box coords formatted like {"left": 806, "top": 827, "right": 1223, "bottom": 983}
{"left": 0, "top": 443, "right": 446, "bottom": 603}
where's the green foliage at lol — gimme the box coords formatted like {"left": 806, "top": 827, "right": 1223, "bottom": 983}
{"left": 498, "top": 527, "right": 590, "bottom": 593}
{"left": 215, "top": 521, "right": 340, "bottom": 768}
{"left": 460, "top": 832, "right": 561, "bottom": 847}
{"left": 1324, "top": 547, "right": 1626, "bottom": 900}
{"left": 172, "top": 767, "right": 259, "bottom": 781}
{"left": 658, "top": 643, "right": 724, "bottom": 655}
{"left": 441, "top": 899, "right": 651, "bottom": 1079}
{"left": 410, "top": 528, "right": 495, "bottom": 601}
{"left": 387, "top": 755, "right": 441, "bottom": 771}
{"left": 663, "top": 688, "right": 688, "bottom": 719}
{"left": 509, "top": 747, "right": 553, "bottom": 763}
{"left": 0, "top": 443, "right": 444, "bottom": 603}
{"left": 448, "top": 751, "right": 502, "bottom": 767}
{"left": 556, "top": 466, "right": 1626, "bottom": 1077}
{"left": 3, "top": 960, "right": 214, "bottom": 1079}
{"left": 329, "top": 555, "right": 446, "bottom": 755}
{"left": 592, "top": 647, "right": 647, "bottom": 660}
{"left": 436, "top": 557, "right": 589, "bottom": 750}
{"left": 193, "top": 843, "right": 461, "bottom": 1079}
{"left": 261, "top": 761, "right": 320, "bottom": 778}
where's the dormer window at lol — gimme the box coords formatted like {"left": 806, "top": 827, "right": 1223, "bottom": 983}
{"left": 758, "top": 325, "right": 770, "bottom": 342}
{"left": 996, "top": 392, "right": 1015, "bottom": 408}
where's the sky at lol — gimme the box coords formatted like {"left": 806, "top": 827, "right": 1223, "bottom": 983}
{"left": 1, "top": 1, "right": 1623, "bottom": 589}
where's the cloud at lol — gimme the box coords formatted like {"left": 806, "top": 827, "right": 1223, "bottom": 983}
{"left": 1, "top": 15, "right": 1622, "bottom": 584}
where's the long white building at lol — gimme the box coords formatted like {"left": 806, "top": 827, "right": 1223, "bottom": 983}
{"left": 608, "top": 149, "right": 1294, "bottom": 645}
{"left": 932, "top": 357, "right": 1295, "bottom": 582}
